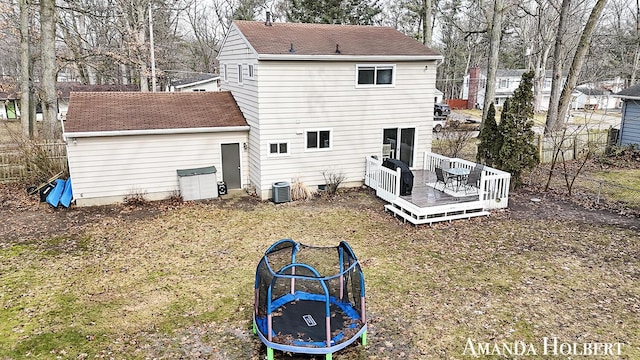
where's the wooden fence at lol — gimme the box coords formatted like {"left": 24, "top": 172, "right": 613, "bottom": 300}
{"left": 536, "top": 129, "right": 612, "bottom": 163}
{"left": 0, "top": 141, "right": 67, "bottom": 182}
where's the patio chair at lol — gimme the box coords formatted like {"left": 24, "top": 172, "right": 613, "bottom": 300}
{"left": 434, "top": 167, "right": 454, "bottom": 191}
{"left": 440, "top": 159, "right": 456, "bottom": 182}
{"left": 463, "top": 168, "right": 482, "bottom": 194}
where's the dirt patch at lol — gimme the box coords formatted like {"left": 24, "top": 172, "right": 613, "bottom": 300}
{"left": 1, "top": 182, "right": 636, "bottom": 246}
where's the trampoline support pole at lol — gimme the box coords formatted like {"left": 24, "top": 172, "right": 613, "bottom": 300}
{"left": 361, "top": 330, "right": 367, "bottom": 346}
{"left": 325, "top": 352, "right": 332, "bottom": 360}
{"left": 266, "top": 347, "right": 274, "bottom": 360}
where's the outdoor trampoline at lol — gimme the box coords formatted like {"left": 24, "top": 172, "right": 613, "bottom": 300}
{"left": 254, "top": 239, "right": 367, "bottom": 360}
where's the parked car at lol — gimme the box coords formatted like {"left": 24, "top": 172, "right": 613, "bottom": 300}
{"left": 434, "top": 103, "right": 451, "bottom": 117}
{"left": 433, "top": 117, "right": 447, "bottom": 132}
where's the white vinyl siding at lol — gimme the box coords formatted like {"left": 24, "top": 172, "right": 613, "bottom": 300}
{"left": 218, "top": 23, "right": 438, "bottom": 199}
{"left": 66, "top": 132, "right": 249, "bottom": 206}
{"left": 252, "top": 60, "right": 436, "bottom": 198}
{"left": 218, "top": 24, "right": 260, "bottom": 190}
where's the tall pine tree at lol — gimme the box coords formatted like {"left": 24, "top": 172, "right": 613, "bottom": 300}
{"left": 476, "top": 102, "right": 499, "bottom": 167}
{"left": 496, "top": 71, "right": 539, "bottom": 186}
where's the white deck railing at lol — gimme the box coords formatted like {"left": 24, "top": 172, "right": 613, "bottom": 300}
{"left": 365, "top": 156, "right": 401, "bottom": 202}
{"left": 423, "top": 152, "right": 511, "bottom": 209}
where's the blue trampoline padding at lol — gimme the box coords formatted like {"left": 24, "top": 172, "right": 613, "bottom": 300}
{"left": 59, "top": 178, "right": 73, "bottom": 208}
{"left": 46, "top": 179, "right": 66, "bottom": 208}
{"left": 257, "top": 291, "right": 361, "bottom": 348}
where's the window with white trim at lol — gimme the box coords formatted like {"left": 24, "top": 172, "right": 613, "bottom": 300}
{"left": 356, "top": 64, "right": 395, "bottom": 86}
{"left": 248, "top": 64, "right": 255, "bottom": 79}
{"left": 222, "top": 64, "right": 228, "bottom": 82}
{"left": 268, "top": 142, "right": 289, "bottom": 155}
{"left": 237, "top": 64, "right": 243, "bottom": 84}
{"left": 306, "top": 130, "right": 331, "bottom": 150}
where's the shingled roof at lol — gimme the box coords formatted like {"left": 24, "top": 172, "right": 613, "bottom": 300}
{"left": 233, "top": 20, "right": 441, "bottom": 58}
{"left": 616, "top": 83, "right": 640, "bottom": 99}
{"left": 64, "top": 92, "right": 248, "bottom": 134}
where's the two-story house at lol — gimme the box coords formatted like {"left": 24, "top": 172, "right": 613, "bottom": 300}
{"left": 462, "top": 68, "right": 554, "bottom": 110}
{"left": 218, "top": 19, "right": 443, "bottom": 200}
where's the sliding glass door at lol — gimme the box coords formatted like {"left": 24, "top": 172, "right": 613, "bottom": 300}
{"left": 383, "top": 127, "right": 415, "bottom": 167}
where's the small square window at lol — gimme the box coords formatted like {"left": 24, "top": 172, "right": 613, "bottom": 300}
{"left": 268, "top": 142, "right": 289, "bottom": 156}
{"left": 248, "top": 64, "right": 255, "bottom": 79}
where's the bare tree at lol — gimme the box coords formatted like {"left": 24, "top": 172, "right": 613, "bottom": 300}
{"left": 481, "top": 0, "right": 504, "bottom": 123}
{"left": 545, "top": 0, "right": 571, "bottom": 133}
{"left": 40, "top": 0, "right": 59, "bottom": 139}
{"left": 19, "top": 0, "right": 33, "bottom": 138}
{"left": 555, "top": 0, "right": 609, "bottom": 128}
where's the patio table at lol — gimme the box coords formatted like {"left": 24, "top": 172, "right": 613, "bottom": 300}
{"left": 444, "top": 167, "right": 470, "bottom": 191}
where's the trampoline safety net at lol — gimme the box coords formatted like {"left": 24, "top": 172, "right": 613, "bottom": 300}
{"left": 254, "top": 239, "right": 366, "bottom": 356}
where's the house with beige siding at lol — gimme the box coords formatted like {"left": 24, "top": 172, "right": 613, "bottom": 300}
{"left": 218, "top": 20, "right": 443, "bottom": 200}
{"left": 63, "top": 92, "right": 249, "bottom": 206}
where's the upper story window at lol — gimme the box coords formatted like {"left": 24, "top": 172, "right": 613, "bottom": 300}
{"left": 237, "top": 64, "right": 243, "bottom": 84}
{"left": 499, "top": 79, "right": 509, "bottom": 88}
{"left": 356, "top": 64, "right": 395, "bottom": 87}
{"left": 306, "top": 129, "right": 331, "bottom": 150}
{"left": 222, "top": 64, "right": 228, "bottom": 82}
{"left": 248, "top": 64, "right": 255, "bottom": 79}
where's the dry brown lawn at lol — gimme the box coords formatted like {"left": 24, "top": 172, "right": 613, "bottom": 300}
{"left": 0, "top": 186, "right": 638, "bottom": 359}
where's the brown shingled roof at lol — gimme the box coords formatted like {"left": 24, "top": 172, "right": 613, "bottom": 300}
{"left": 65, "top": 92, "right": 248, "bottom": 133}
{"left": 234, "top": 21, "right": 441, "bottom": 57}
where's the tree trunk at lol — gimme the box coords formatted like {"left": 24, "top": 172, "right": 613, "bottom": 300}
{"left": 545, "top": 0, "right": 571, "bottom": 133}
{"left": 423, "top": 0, "right": 433, "bottom": 46}
{"left": 40, "top": 0, "right": 59, "bottom": 140}
{"left": 630, "top": 0, "right": 640, "bottom": 85}
{"left": 481, "top": 0, "right": 503, "bottom": 124}
{"left": 556, "top": 0, "right": 609, "bottom": 127}
{"left": 19, "top": 0, "right": 32, "bottom": 138}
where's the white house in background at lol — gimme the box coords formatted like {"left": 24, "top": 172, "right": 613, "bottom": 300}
{"left": 167, "top": 74, "right": 220, "bottom": 92}
{"left": 63, "top": 92, "right": 249, "bottom": 206}
{"left": 462, "top": 68, "right": 554, "bottom": 110}
{"left": 571, "top": 86, "right": 620, "bottom": 110}
{"left": 218, "top": 19, "right": 443, "bottom": 200}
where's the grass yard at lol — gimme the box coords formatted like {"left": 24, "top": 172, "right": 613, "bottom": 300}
{"left": 1, "top": 189, "right": 639, "bottom": 359}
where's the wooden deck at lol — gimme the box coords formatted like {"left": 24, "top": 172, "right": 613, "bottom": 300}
{"left": 364, "top": 153, "right": 511, "bottom": 225}
{"left": 401, "top": 170, "right": 478, "bottom": 207}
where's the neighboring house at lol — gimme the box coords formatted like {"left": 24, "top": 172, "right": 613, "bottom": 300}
{"left": 218, "top": 20, "right": 443, "bottom": 200}
{"left": 434, "top": 88, "right": 444, "bottom": 104}
{"left": 614, "top": 84, "right": 640, "bottom": 147}
{"left": 571, "top": 85, "right": 621, "bottom": 110}
{"left": 167, "top": 74, "right": 220, "bottom": 92}
{"left": 63, "top": 92, "right": 249, "bottom": 206}
{"left": 462, "top": 68, "right": 554, "bottom": 110}
{"left": 0, "top": 91, "right": 19, "bottom": 120}
{"left": 57, "top": 83, "right": 140, "bottom": 120}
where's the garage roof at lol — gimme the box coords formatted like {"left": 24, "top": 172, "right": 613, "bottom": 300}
{"left": 64, "top": 91, "right": 248, "bottom": 133}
